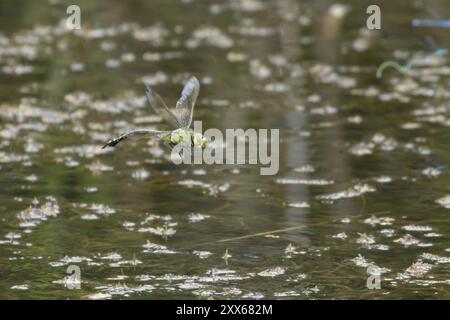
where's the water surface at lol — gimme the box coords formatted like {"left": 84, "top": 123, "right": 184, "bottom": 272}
{"left": 0, "top": 0, "right": 450, "bottom": 299}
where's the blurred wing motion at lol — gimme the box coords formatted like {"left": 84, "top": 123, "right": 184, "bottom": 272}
{"left": 423, "top": 35, "right": 439, "bottom": 50}
{"left": 423, "top": 3, "right": 441, "bottom": 20}
{"left": 174, "top": 76, "right": 200, "bottom": 128}
{"left": 145, "top": 84, "right": 181, "bottom": 129}
{"left": 102, "top": 129, "right": 168, "bottom": 148}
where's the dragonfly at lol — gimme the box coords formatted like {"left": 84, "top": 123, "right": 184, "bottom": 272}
{"left": 412, "top": 19, "right": 450, "bottom": 29}
{"left": 102, "top": 76, "right": 207, "bottom": 150}
{"left": 412, "top": 5, "right": 450, "bottom": 29}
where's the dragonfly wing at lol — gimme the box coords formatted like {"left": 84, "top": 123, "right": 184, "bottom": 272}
{"left": 423, "top": 35, "right": 439, "bottom": 50}
{"left": 102, "top": 129, "right": 169, "bottom": 148}
{"left": 423, "top": 4, "right": 441, "bottom": 19}
{"left": 145, "top": 84, "right": 181, "bottom": 129}
{"left": 174, "top": 76, "right": 200, "bottom": 128}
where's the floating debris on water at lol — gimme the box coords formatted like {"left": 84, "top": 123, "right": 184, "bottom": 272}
{"left": 131, "top": 168, "right": 150, "bottom": 181}
{"left": 364, "top": 216, "right": 394, "bottom": 226}
{"left": 351, "top": 254, "right": 372, "bottom": 268}
{"left": 436, "top": 196, "right": 450, "bottom": 209}
{"left": 402, "top": 261, "right": 433, "bottom": 278}
{"left": 257, "top": 267, "right": 286, "bottom": 277}
{"left": 422, "top": 167, "right": 442, "bottom": 178}
{"left": 317, "top": 184, "right": 376, "bottom": 201}
{"left": 10, "top": 284, "right": 29, "bottom": 290}
{"left": 222, "top": 249, "right": 232, "bottom": 265}
{"left": 193, "top": 251, "right": 213, "bottom": 259}
{"left": 402, "top": 225, "right": 433, "bottom": 232}
{"left": 276, "top": 178, "right": 334, "bottom": 185}
{"left": 332, "top": 232, "right": 348, "bottom": 240}
{"left": 142, "top": 240, "right": 177, "bottom": 254}
{"left": 178, "top": 180, "right": 230, "bottom": 196}
{"left": 287, "top": 202, "right": 310, "bottom": 208}
{"left": 356, "top": 233, "right": 376, "bottom": 245}
{"left": 284, "top": 243, "right": 297, "bottom": 258}
{"left": 16, "top": 198, "right": 60, "bottom": 229}
{"left": 1, "top": 0, "right": 450, "bottom": 300}
{"left": 394, "top": 234, "right": 420, "bottom": 246}
{"left": 188, "top": 213, "right": 210, "bottom": 222}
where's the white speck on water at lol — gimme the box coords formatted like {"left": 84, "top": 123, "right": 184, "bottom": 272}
{"left": 274, "top": 291, "right": 300, "bottom": 297}
{"left": 394, "top": 234, "right": 420, "bottom": 246}
{"left": 87, "top": 292, "right": 112, "bottom": 300}
{"left": 356, "top": 233, "right": 376, "bottom": 245}
{"left": 293, "top": 165, "right": 315, "bottom": 173}
{"left": 142, "top": 240, "right": 177, "bottom": 254}
{"left": 422, "top": 167, "right": 442, "bottom": 177}
{"left": 402, "top": 225, "right": 432, "bottom": 232}
{"left": 276, "top": 178, "right": 334, "bottom": 185}
{"left": 257, "top": 267, "right": 285, "bottom": 277}
{"left": 436, "top": 195, "right": 450, "bottom": 208}
{"left": 11, "top": 284, "right": 29, "bottom": 290}
{"left": 328, "top": 3, "right": 349, "bottom": 18}
{"left": 332, "top": 232, "right": 348, "bottom": 240}
{"left": 132, "top": 168, "right": 150, "bottom": 180}
{"left": 351, "top": 254, "right": 371, "bottom": 268}
{"left": 421, "top": 253, "right": 450, "bottom": 264}
{"left": 98, "top": 252, "right": 122, "bottom": 261}
{"left": 242, "top": 292, "right": 264, "bottom": 299}
{"left": 364, "top": 216, "right": 394, "bottom": 226}
{"left": 188, "top": 213, "right": 210, "bottom": 222}
{"left": 402, "top": 261, "right": 433, "bottom": 278}
{"left": 81, "top": 214, "right": 99, "bottom": 220}
{"left": 374, "top": 176, "right": 392, "bottom": 184}
{"left": 340, "top": 218, "right": 351, "bottom": 224}
{"left": 423, "top": 232, "right": 442, "bottom": 238}
{"left": 284, "top": 243, "right": 298, "bottom": 257}
{"left": 193, "top": 251, "right": 213, "bottom": 259}
{"left": 287, "top": 202, "right": 310, "bottom": 208}
{"left": 317, "top": 184, "right": 375, "bottom": 201}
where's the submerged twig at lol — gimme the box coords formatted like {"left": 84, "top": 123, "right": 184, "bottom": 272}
{"left": 217, "top": 225, "right": 309, "bottom": 242}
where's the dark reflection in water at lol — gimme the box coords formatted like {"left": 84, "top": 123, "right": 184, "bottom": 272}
{"left": 0, "top": 0, "right": 450, "bottom": 299}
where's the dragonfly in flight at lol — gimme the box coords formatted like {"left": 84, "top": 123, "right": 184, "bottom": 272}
{"left": 103, "top": 76, "right": 207, "bottom": 150}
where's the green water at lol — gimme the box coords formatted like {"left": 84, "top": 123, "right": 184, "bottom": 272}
{"left": 0, "top": 0, "right": 449, "bottom": 299}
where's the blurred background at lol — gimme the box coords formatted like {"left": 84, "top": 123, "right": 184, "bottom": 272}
{"left": 0, "top": 0, "right": 449, "bottom": 299}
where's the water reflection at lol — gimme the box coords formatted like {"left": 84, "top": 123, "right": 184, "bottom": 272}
{"left": 1, "top": 0, "right": 450, "bottom": 299}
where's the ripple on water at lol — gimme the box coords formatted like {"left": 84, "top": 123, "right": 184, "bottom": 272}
{"left": 1, "top": 0, "right": 450, "bottom": 300}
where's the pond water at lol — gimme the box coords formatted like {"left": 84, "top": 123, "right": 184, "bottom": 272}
{"left": 0, "top": 0, "right": 449, "bottom": 299}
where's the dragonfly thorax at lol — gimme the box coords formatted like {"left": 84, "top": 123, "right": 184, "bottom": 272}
{"left": 162, "top": 128, "right": 207, "bottom": 149}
